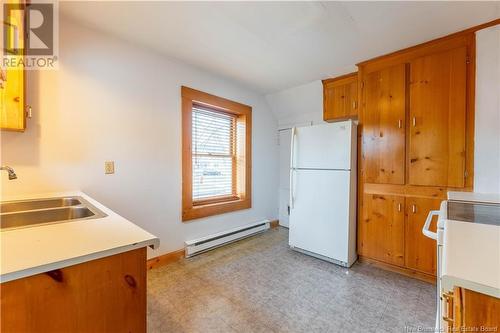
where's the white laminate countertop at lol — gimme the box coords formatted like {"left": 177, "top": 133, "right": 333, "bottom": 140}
{"left": 0, "top": 191, "right": 160, "bottom": 283}
{"left": 442, "top": 218, "right": 500, "bottom": 298}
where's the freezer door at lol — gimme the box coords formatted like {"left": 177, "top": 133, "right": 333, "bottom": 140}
{"left": 289, "top": 169, "right": 353, "bottom": 262}
{"left": 292, "top": 121, "right": 354, "bottom": 170}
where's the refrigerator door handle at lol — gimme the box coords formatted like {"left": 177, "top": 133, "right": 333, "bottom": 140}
{"left": 290, "top": 127, "right": 297, "bottom": 209}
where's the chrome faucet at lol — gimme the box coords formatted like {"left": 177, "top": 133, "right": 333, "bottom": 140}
{"left": 0, "top": 166, "right": 17, "bottom": 180}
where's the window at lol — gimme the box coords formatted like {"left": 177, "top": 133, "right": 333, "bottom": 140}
{"left": 182, "top": 86, "right": 251, "bottom": 221}
{"left": 192, "top": 107, "right": 237, "bottom": 202}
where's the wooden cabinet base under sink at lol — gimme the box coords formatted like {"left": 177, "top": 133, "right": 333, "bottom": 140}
{"left": 1, "top": 248, "right": 147, "bottom": 333}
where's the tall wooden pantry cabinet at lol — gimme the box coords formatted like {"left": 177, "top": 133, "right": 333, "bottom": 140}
{"left": 356, "top": 31, "right": 475, "bottom": 281}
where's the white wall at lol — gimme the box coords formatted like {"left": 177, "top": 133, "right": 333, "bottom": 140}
{"left": 265, "top": 80, "right": 324, "bottom": 127}
{"left": 474, "top": 25, "right": 500, "bottom": 194}
{"left": 0, "top": 17, "right": 279, "bottom": 257}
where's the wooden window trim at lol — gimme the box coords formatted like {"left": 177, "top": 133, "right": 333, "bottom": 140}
{"left": 182, "top": 86, "right": 252, "bottom": 221}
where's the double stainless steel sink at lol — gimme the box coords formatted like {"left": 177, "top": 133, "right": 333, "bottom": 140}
{"left": 0, "top": 196, "right": 107, "bottom": 230}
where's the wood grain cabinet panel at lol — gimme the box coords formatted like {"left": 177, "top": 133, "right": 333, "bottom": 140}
{"left": 323, "top": 73, "right": 358, "bottom": 121}
{"left": 359, "top": 193, "right": 405, "bottom": 266}
{"left": 409, "top": 46, "right": 467, "bottom": 187}
{"left": 0, "top": 0, "right": 26, "bottom": 131}
{"left": 362, "top": 64, "right": 406, "bottom": 184}
{"left": 0, "top": 248, "right": 147, "bottom": 333}
{"left": 405, "top": 197, "right": 441, "bottom": 275}
{"left": 357, "top": 25, "right": 478, "bottom": 281}
{"left": 444, "top": 287, "right": 500, "bottom": 331}
{"left": 0, "top": 65, "right": 25, "bottom": 130}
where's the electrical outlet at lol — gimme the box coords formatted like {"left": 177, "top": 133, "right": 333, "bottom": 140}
{"left": 104, "top": 161, "right": 115, "bottom": 174}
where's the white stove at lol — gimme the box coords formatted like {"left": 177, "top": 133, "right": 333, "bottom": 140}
{"left": 425, "top": 192, "right": 500, "bottom": 332}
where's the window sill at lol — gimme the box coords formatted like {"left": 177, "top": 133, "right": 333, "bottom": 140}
{"left": 182, "top": 197, "right": 251, "bottom": 222}
{"left": 193, "top": 195, "right": 240, "bottom": 207}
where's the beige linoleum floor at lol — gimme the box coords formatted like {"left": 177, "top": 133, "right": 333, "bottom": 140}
{"left": 147, "top": 227, "right": 436, "bottom": 333}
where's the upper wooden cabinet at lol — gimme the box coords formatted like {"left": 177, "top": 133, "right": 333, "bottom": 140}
{"left": 408, "top": 47, "right": 467, "bottom": 187}
{"left": 360, "top": 40, "right": 471, "bottom": 188}
{"left": 1, "top": 65, "right": 25, "bottom": 131}
{"left": 323, "top": 73, "right": 358, "bottom": 121}
{"left": 362, "top": 64, "right": 406, "bottom": 184}
{"left": 1, "top": 1, "right": 26, "bottom": 131}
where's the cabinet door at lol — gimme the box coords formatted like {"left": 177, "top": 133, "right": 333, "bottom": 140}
{"left": 324, "top": 83, "right": 341, "bottom": 120}
{"left": 0, "top": 2, "right": 26, "bottom": 131}
{"left": 405, "top": 197, "right": 441, "bottom": 275}
{"left": 0, "top": 248, "right": 147, "bottom": 332}
{"left": 345, "top": 79, "right": 358, "bottom": 118}
{"left": 362, "top": 64, "right": 406, "bottom": 184}
{"left": 359, "top": 193, "right": 405, "bottom": 266}
{"left": 457, "top": 288, "right": 500, "bottom": 329}
{"left": 409, "top": 47, "right": 467, "bottom": 187}
{"left": 0, "top": 66, "right": 24, "bottom": 130}
{"left": 323, "top": 75, "right": 358, "bottom": 121}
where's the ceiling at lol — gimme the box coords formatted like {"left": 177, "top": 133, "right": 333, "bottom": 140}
{"left": 60, "top": 1, "right": 500, "bottom": 94}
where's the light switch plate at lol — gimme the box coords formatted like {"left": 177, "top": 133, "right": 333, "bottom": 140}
{"left": 104, "top": 161, "right": 115, "bottom": 174}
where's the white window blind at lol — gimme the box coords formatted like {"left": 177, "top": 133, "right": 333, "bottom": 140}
{"left": 192, "top": 106, "right": 237, "bottom": 202}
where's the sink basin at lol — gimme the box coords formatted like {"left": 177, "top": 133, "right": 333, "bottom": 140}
{"left": 0, "top": 196, "right": 107, "bottom": 231}
{"left": 1, "top": 207, "right": 96, "bottom": 230}
{"left": 0, "top": 197, "right": 81, "bottom": 213}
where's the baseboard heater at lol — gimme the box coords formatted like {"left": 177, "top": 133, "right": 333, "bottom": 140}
{"left": 185, "top": 219, "right": 270, "bottom": 258}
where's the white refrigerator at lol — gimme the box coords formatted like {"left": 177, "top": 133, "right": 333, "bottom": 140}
{"left": 288, "top": 120, "right": 357, "bottom": 267}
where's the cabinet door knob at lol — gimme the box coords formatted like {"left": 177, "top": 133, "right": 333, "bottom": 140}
{"left": 412, "top": 204, "right": 417, "bottom": 213}
{"left": 124, "top": 274, "right": 137, "bottom": 288}
{"left": 412, "top": 117, "right": 416, "bottom": 127}
{"left": 397, "top": 203, "right": 402, "bottom": 212}
{"left": 46, "top": 269, "right": 63, "bottom": 282}
{"left": 398, "top": 119, "right": 402, "bottom": 128}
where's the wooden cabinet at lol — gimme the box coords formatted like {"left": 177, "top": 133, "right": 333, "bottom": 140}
{"left": 357, "top": 29, "right": 475, "bottom": 281}
{"left": 1, "top": 0, "right": 27, "bottom": 131}
{"left": 409, "top": 47, "right": 467, "bottom": 187}
{"left": 323, "top": 73, "right": 358, "bottom": 121}
{"left": 362, "top": 64, "right": 406, "bottom": 184}
{"left": 1, "top": 248, "right": 147, "bottom": 333}
{"left": 361, "top": 46, "right": 468, "bottom": 187}
{"left": 359, "top": 193, "right": 405, "bottom": 266}
{"left": 444, "top": 287, "right": 500, "bottom": 331}
{"left": 405, "top": 197, "right": 441, "bottom": 275}
{"left": 360, "top": 194, "right": 440, "bottom": 275}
